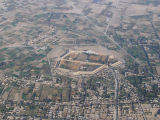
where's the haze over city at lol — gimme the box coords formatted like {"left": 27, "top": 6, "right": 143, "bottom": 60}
{"left": 0, "top": 0, "right": 160, "bottom": 119}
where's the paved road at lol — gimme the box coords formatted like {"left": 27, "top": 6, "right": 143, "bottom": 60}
{"left": 111, "top": 68, "right": 119, "bottom": 120}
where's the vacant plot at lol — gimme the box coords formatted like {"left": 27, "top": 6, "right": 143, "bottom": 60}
{"left": 39, "top": 85, "right": 70, "bottom": 102}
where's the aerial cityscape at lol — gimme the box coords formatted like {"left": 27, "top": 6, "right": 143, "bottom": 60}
{"left": 0, "top": 0, "right": 160, "bottom": 119}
